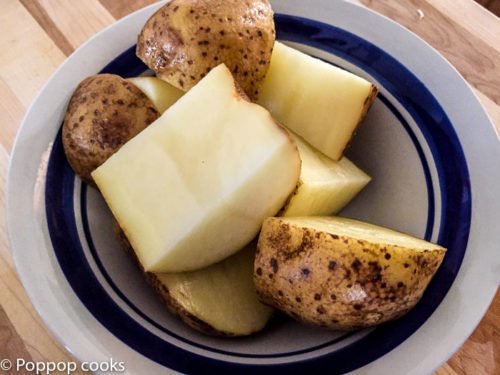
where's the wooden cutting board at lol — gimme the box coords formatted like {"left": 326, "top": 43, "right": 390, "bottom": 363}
{"left": 0, "top": 1, "right": 498, "bottom": 374}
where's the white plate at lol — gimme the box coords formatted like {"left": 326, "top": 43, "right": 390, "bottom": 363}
{"left": 7, "top": 1, "right": 499, "bottom": 374}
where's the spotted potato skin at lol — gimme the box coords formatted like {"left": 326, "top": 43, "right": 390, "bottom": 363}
{"left": 254, "top": 217, "right": 446, "bottom": 330}
{"left": 136, "top": 0, "right": 275, "bottom": 100}
{"left": 63, "top": 74, "right": 160, "bottom": 183}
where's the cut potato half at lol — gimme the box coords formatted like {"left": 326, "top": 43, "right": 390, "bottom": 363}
{"left": 258, "top": 42, "right": 378, "bottom": 160}
{"left": 93, "top": 64, "right": 301, "bottom": 273}
{"left": 152, "top": 243, "right": 273, "bottom": 336}
{"left": 136, "top": 0, "right": 275, "bottom": 100}
{"left": 255, "top": 216, "right": 446, "bottom": 330}
{"left": 128, "top": 76, "right": 184, "bottom": 113}
{"left": 114, "top": 223, "right": 273, "bottom": 336}
{"left": 281, "top": 134, "right": 370, "bottom": 216}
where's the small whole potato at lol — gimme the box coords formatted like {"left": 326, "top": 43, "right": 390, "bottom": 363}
{"left": 254, "top": 217, "right": 446, "bottom": 330}
{"left": 62, "top": 74, "right": 160, "bottom": 183}
{"left": 136, "top": 0, "right": 275, "bottom": 100}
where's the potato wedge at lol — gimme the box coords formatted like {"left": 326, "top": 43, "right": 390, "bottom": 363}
{"left": 153, "top": 245, "right": 273, "bottom": 336}
{"left": 257, "top": 42, "right": 378, "bottom": 160}
{"left": 115, "top": 223, "right": 273, "bottom": 336}
{"left": 281, "top": 133, "right": 371, "bottom": 217}
{"left": 92, "top": 64, "right": 301, "bottom": 273}
{"left": 128, "top": 76, "right": 184, "bottom": 113}
{"left": 254, "top": 216, "right": 446, "bottom": 330}
{"left": 136, "top": 0, "right": 275, "bottom": 100}
{"left": 63, "top": 74, "right": 159, "bottom": 183}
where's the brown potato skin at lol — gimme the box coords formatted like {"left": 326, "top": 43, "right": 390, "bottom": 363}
{"left": 254, "top": 218, "right": 446, "bottom": 330}
{"left": 112, "top": 221, "right": 239, "bottom": 337}
{"left": 62, "top": 74, "right": 159, "bottom": 183}
{"left": 136, "top": 0, "right": 275, "bottom": 100}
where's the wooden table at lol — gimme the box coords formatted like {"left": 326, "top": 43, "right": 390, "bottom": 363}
{"left": 0, "top": 0, "right": 498, "bottom": 374}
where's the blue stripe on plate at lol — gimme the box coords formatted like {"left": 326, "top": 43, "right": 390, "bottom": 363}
{"left": 46, "top": 14, "right": 471, "bottom": 374}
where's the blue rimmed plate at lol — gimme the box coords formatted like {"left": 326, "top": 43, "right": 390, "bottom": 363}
{"left": 7, "top": 1, "right": 499, "bottom": 374}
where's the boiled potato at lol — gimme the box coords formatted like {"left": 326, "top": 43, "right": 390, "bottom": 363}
{"left": 136, "top": 0, "right": 275, "bottom": 100}
{"left": 63, "top": 74, "right": 159, "bottom": 183}
{"left": 115, "top": 223, "right": 273, "bottom": 336}
{"left": 257, "top": 42, "right": 378, "bottom": 160}
{"left": 127, "top": 76, "right": 184, "bottom": 113}
{"left": 254, "top": 216, "right": 446, "bottom": 330}
{"left": 281, "top": 133, "right": 371, "bottom": 217}
{"left": 92, "top": 65, "right": 301, "bottom": 273}
{"left": 153, "top": 245, "right": 274, "bottom": 336}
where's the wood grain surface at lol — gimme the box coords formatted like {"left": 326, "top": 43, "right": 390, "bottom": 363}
{"left": 0, "top": 1, "right": 498, "bottom": 374}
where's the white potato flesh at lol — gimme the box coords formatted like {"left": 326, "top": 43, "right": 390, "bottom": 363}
{"left": 282, "top": 134, "right": 370, "bottom": 216}
{"left": 93, "top": 64, "right": 301, "bottom": 272}
{"left": 280, "top": 216, "right": 438, "bottom": 251}
{"left": 258, "top": 42, "right": 377, "bottom": 160}
{"left": 156, "top": 242, "right": 273, "bottom": 335}
{"left": 128, "top": 76, "right": 184, "bottom": 113}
